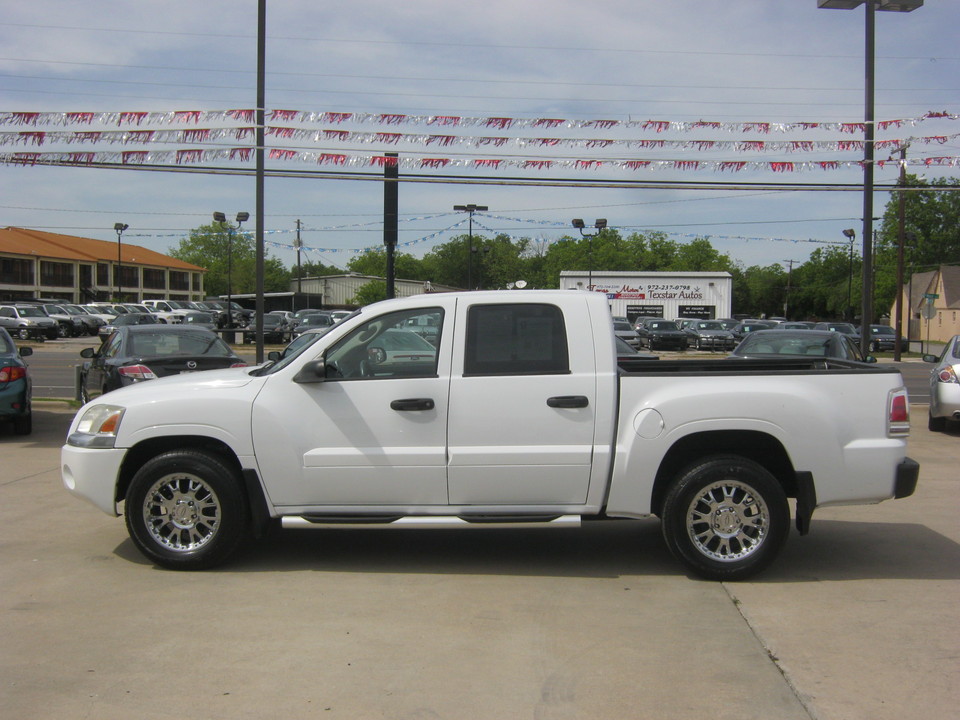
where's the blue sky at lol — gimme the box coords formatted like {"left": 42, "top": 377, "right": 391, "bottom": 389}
{"left": 1, "top": 0, "right": 957, "bottom": 276}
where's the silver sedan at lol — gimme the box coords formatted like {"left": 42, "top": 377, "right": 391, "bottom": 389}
{"left": 924, "top": 335, "right": 960, "bottom": 431}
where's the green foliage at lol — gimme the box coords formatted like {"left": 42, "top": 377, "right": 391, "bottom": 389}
{"left": 349, "top": 280, "right": 388, "bottom": 306}
{"left": 169, "top": 223, "right": 290, "bottom": 296}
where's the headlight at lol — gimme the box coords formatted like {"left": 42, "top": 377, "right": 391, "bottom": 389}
{"left": 68, "top": 404, "right": 125, "bottom": 448}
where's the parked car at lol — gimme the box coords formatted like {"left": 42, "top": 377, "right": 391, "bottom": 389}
{"left": 293, "top": 312, "right": 336, "bottom": 337}
{"left": 730, "top": 320, "right": 774, "bottom": 341}
{"left": 615, "top": 336, "right": 659, "bottom": 363}
{"left": 685, "top": 320, "right": 736, "bottom": 351}
{"left": 63, "top": 304, "right": 106, "bottom": 336}
{"left": 0, "top": 304, "right": 59, "bottom": 340}
{"left": 813, "top": 321, "right": 860, "bottom": 344}
{"left": 923, "top": 335, "right": 960, "bottom": 431}
{"left": 35, "top": 303, "right": 87, "bottom": 337}
{"left": 774, "top": 321, "right": 816, "bottom": 330}
{"left": 612, "top": 319, "right": 641, "bottom": 348}
{"left": 633, "top": 318, "right": 689, "bottom": 351}
{"left": 180, "top": 312, "right": 218, "bottom": 332}
{"left": 79, "top": 325, "right": 247, "bottom": 403}
{"left": 868, "top": 324, "right": 908, "bottom": 353}
{"left": 244, "top": 313, "right": 288, "bottom": 343}
{"left": 730, "top": 329, "right": 873, "bottom": 363}
{"left": 98, "top": 312, "right": 163, "bottom": 340}
{"left": 0, "top": 327, "right": 33, "bottom": 434}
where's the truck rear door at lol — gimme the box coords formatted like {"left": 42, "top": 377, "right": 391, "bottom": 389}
{"left": 446, "top": 297, "right": 600, "bottom": 505}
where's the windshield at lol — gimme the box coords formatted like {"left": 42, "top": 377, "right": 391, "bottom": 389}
{"left": 254, "top": 331, "right": 329, "bottom": 376}
{"left": 649, "top": 321, "right": 679, "bottom": 331}
{"left": 697, "top": 321, "right": 723, "bottom": 330}
{"left": 613, "top": 321, "right": 633, "bottom": 331}
{"left": 17, "top": 307, "right": 45, "bottom": 318}
{"left": 129, "top": 331, "right": 234, "bottom": 358}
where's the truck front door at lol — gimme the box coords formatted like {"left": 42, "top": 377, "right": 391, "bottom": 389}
{"left": 251, "top": 305, "right": 452, "bottom": 508}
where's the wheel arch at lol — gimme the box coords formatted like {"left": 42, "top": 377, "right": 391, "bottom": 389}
{"left": 650, "top": 430, "right": 797, "bottom": 517}
{"left": 116, "top": 436, "right": 270, "bottom": 535}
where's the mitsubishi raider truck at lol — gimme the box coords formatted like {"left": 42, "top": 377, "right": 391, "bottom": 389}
{"left": 62, "top": 290, "right": 918, "bottom": 580}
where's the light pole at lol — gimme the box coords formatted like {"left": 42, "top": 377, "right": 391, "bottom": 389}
{"left": 454, "top": 204, "right": 487, "bottom": 289}
{"left": 843, "top": 228, "right": 856, "bottom": 320}
{"left": 114, "top": 223, "right": 128, "bottom": 302}
{"left": 213, "top": 211, "right": 249, "bottom": 328}
{"left": 818, "top": 0, "right": 923, "bottom": 355}
{"left": 572, "top": 218, "right": 608, "bottom": 290}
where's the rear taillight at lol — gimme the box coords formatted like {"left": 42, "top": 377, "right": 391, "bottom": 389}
{"left": 118, "top": 364, "right": 157, "bottom": 381}
{"left": 888, "top": 389, "right": 910, "bottom": 436}
{"left": 230, "top": 362, "right": 248, "bottom": 368}
{"left": 937, "top": 366, "right": 958, "bottom": 384}
{"left": 0, "top": 365, "right": 27, "bottom": 383}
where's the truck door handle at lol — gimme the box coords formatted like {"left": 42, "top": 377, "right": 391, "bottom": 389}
{"left": 547, "top": 395, "right": 589, "bottom": 409}
{"left": 390, "top": 398, "right": 435, "bottom": 411}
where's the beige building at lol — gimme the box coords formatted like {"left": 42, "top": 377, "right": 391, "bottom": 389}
{"left": 890, "top": 265, "right": 960, "bottom": 344}
{"left": 0, "top": 227, "right": 205, "bottom": 304}
{"left": 294, "top": 274, "right": 458, "bottom": 306}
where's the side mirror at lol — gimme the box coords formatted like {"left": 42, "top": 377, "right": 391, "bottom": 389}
{"left": 80, "top": 347, "right": 96, "bottom": 358}
{"left": 293, "top": 359, "right": 327, "bottom": 384}
{"left": 18, "top": 346, "right": 33, "bottom": 357}
{"left": 864, "top": 355, "right": 878, "bottom": 364}
{"left": 922, "top": 354, "right": 939, "bottom": 363}
{"left": 267, "top": 350, "right": 281, "bottom": 362}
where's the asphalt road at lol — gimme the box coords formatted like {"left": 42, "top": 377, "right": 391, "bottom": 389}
{"left": 2, "top": 404, "right": 957, "bottom": 720}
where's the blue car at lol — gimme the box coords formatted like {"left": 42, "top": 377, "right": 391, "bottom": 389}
{"left": 0, "top": 327, "right": 33, "bottom": 435}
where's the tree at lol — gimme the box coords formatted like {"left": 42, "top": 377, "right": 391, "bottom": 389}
{"left": 874, "top": 176, "right": 960, "bottom": 315}
{"left": 169, "top": 223, "right": 290, "bottom": 296}
{"left": 349, "top": 280, "right": 387, "bottom": 306}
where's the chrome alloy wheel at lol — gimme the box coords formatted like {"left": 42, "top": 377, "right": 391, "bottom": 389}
{"left": 686, "top": 479, "right": 770, "bottom": 562}
{"left": 142, "top": 472, "right": 221, "bottom": 553}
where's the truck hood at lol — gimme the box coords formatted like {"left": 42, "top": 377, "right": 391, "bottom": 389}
{"left": 94, "top": 366, "right": 258, "bottom": 406}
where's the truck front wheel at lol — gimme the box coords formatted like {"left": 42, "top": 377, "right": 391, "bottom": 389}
{"left": 125, "top": 450, "right": 248, "bottom": 570}
{"left": 661, "top": 455, "right": 789, "bottom": 581}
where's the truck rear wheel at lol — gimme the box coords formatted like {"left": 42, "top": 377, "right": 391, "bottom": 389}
{"left": 125, "top": 449, "right": 248, "bottom": 570}
{"left": 661, "top": 455, "right": 789, "bottom": 581}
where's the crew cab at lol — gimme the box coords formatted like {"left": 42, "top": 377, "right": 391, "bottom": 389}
{"left": 61, "top": 291, "right": 918, "bottom": 580}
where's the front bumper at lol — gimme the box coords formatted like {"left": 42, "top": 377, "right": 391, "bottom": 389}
{"left": 61, "top": 445, "right": 127, "bottom": 516}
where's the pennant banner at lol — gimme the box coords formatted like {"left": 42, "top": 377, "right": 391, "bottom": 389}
{"left": 3, "top": 149, "right": 957, "bottom": 171}
{"left": 2, "top": 126, "right": 957, "bottom": 154}
{"left": 0, "top": 109, "right": 956, "bottom": 133}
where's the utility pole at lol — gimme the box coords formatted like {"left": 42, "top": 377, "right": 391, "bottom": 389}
{"left": 894, "top": 144, "right": 909, "bottom": 361}
{"left": 295, "top": 219, "right": 303, "bottom": 295}
{"left": 783, "top": 260, "right": 794, "bottom": 319}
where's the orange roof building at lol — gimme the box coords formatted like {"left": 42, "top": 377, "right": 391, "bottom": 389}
{"left": 0, "top": 227, "right": 205, "bottom": 304}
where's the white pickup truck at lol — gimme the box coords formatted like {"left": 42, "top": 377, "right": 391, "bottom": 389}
{"left": 62, "top": 290, "right": 918, "bottom": 580}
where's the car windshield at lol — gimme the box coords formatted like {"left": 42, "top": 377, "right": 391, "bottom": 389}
{"left": 64, "top": 306, "right": 87, "bottom": 315}
{"left": 872, "top": 326, "right": 895, "bottom": 335}
{"left": 261, "top": 315, "right": 282, "bottom": 326}
{"left": 696, "top": 321, "right": 723, "bottom": 330}
{"left": 379, "top": 329, "right": 435, "bottom": 351}
{"left": 17, "top": 307, "right": 45, "bottom": 318}
{"left": 649, "top": 321, "right": 678, "bottom": 331}
{"left": 129, "top": 331, "right": 234, "bottom": 357}
{"left": 301, "top": 314, "right": 333, "bottom": 327}
{"left": 184, "top": 313, "right": 214, "bottom": 323}
{"left": 613, "top": 321, "right": 633, "bottom": 331}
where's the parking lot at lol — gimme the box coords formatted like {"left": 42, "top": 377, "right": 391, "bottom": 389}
{"left": 2, "top": 402, "right": 957, "bottom": 720}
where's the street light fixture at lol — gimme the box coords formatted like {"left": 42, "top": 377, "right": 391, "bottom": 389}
{"left": 114, "top": 223, "right": 128, "bottom": 302}
{"left": 572, "top": 218, "right": 607, "bottom": 290}
{"left": 213, "top": 211, "right": 249, "bottom": 327}
{"left": 818, "top": 0, "right": 923, "bottom": 354}
{"left": 454, "top": 204, "right": 488, "bottom": 289}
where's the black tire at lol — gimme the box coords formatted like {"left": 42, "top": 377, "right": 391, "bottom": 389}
{"left": 124, "top": 449, "right": 249, "bottom": 570}
{"left": 17, "top": 328, "right": 29, "bottom": 340}
{"left": 661, "top": 454, "right": 789, "bottom": 581}
{"left": 57, "top": 323, "right": 68, "bottom": 338}
{"left": 928, "top": 412, "right": 947, "bottom": 432}
{"left": 12, "top": 412, "right": 32, "bottom": 435}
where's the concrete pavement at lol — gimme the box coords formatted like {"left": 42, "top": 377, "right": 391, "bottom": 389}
{"left": 1, "top": 404, "right": 957, "bottom": 720}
